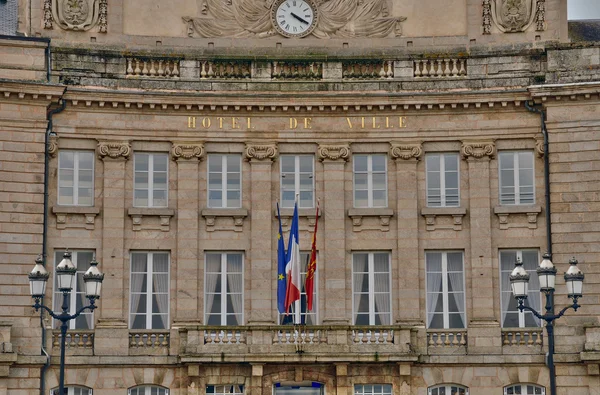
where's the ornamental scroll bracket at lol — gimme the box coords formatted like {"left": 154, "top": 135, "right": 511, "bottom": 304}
{"left": 97, "top": 141, "right": 131, "bottom": 160}
{"left": 318, "top": 144, "right": 351, "bottom": 161}
{"left": 45, "top": 0, "right": 107, "bottom": 32}
{"left": 245, "top": 143, "right": 278, "bottom": 161}
{"left": 390, "top": 142, "right": 423, "bottom": 161}
{"left": 171, "top": 143, "right": 205, "bottom": 161}
{"left": 461, "top": 141, "right": 496, "bottom": 160}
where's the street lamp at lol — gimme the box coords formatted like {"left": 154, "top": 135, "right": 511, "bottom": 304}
{"left": 28, "top": 251, "right": 104, "bottom": 394}
{"left": 510, "top": 253, "right": 584, "bottom": 395}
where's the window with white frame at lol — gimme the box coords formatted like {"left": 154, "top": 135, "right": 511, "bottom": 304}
{"left": 51, "top": 386, "right": 93, "bottom": 395}
{"left": 426, "top": 153, "right": 460, "bottom": 207}
{"left": 58, "top": 150, "right": 94, "bottom": 206}
{"left": 134, "top": 153, "right": 168, "bottom": 208}
{"left": 280, "top": 251, "right": 318, "bottom": 325}
{"left": 53, "top": 251, "right": 95, "bottom": 330}
{"left": 205, "top": 252, "right": 244, "bottom": 325}
{"left": 352, "top": 252, "right": 391, "bottom": 325}
{"left": 280, "top": 155, "right": 314, "bottom": 208}
{"left": 504, "top": 384, "right": 545, "bottom": 395}
{"left": 208, "top": 154, "right": 242, "bottom": 208}
{"left": 354, "top": 384, "right": 392, "bottom": 395}
{"left": 353, "top": 154, "right": 387, "bottom": 208}
{"left": 129, "top": 252, "right": 170, "bottom": 329}
{"left": 128, "top": 385, "right": 169, "bottom": 395}
{"left": 206, "top": 385, "right": 245, "bottom": 395}
{"left": 500, "top": 250, "right": 542, "bottom": 328}
{"left": 426, "top": 251, "right": 466, "bottom": 329}
{"left": 428, "top": 385, "right": 469, "bottom": 395}
{"left": 499, "top": 151, "right": 535, "bottom": 205}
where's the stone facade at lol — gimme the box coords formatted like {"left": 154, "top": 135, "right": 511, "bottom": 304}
{"left": 1, "top": 1, "right": 600, "bottom": 395}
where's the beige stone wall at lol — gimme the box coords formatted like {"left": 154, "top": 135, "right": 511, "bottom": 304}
{"left": 0, "top": 38, "right": 47, "bottom": 82}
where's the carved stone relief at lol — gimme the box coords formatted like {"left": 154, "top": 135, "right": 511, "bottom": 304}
{"left": 97, "top": 141, "right": 131, "bottom": 160}
{"left": 390, "top": 142, "right": 423, "bottom": 161}
{"left": 461, "top": 141, "right": 495, "bottom": 159}
{"left": 245, "top": 143, "right": 278, "bottom": 161}
{"left": 318, "top": 144, "right": 350, "bottom": 161}
{"left": 483, "top": 0, "right": 545, "bottom": 34}
{"left": 183, "top": 0, "right": 406, "bottom": 39}
{"left": 44, "top": 0, "right": 107, "bottom": 32}
{"left": 171, "top": 143, "right": 205, "bottom": 161}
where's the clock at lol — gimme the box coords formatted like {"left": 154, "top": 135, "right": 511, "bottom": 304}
{"left": 271, "top": 0, "right": 319, "bottom": 38}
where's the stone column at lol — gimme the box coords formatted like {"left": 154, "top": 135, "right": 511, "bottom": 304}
{"left": 245, "top": 143, "right": 278, "bottom": 324}
{"left": 95, "top": 141, "right": 130, "bottom": 355}
{"left": 390, "top": 142, "right": 423, "bottom": 325}
{"left": 171, "top": 143, "right": 204, "bottom": 324}
{"left": 249, "top": 364, "right": 264, "bottom": 395}
{"left": 318, "top": 144, "right": 350, "bottom": 324}
{"left": 461, "top": 140, "right": 501, "bottom": 354}
{"left": 335, "top": 363, "right": 350, "bottom": 395}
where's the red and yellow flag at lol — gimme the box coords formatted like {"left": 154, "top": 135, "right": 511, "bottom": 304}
{"left": 305, "top": 202, "right": 319, "bottom": 311}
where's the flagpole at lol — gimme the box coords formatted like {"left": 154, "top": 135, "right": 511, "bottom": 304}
{"left": 293, "top": 194, "right": 301, "bottom": 325}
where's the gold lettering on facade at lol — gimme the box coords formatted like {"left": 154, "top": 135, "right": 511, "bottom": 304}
{"left": 304, "top": 118, "right": 312, "bottom": 129}
{"left": 185, "top": 116, "right": 407, "bottom": 130}
{"left": 400, "top": 116, "right": 407, "bottom": 128}
{"left": 217, "top": 117, "right": 224, "bottom": 129}
{"left": 201, "top": 117, "right": 211, "bottom": 128}
{"left": 361, "top": 117, "right": 365, "bottom": 129}
{"left": 232, "top": 117, "right": 240, "bottom": 129}
{"left": 385, "top": 117, "right": 390, "bottom": 128}
{"left": 290, "top": 118, "right": 298, "bottom": 129}
{"left": 346, "top": 118, "right": 353, "bottom": 129}
{"left": 372, "top": 117, "right": 380, "bottom": 129}
{"left": 188, "top": 116, "right": 196, "bottom": 128}
{"left": 247, "top": 117, "right": 253, "bottom": 129}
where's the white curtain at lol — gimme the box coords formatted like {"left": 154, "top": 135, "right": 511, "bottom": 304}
{"left": 447, "top": 252, "right": 465, "bottom": 328}
{"left": 152, "top": 253, "right": 169, "bottom": 329}
{"left": 353, "top": 254, "right": 368, "bottom": 324}
{"left": 130, "top": 253, "right": 147, "bottom": 329}
{"left": 205, "top": 254, "right": 221, "bottom": 324}
{"left": 77, "top": 251, "right": 94, "bottom": 329}
{"left": 227, "top": 253, "right": 243, "bottom": 325}
{"left": 373, "top": 253, "right": 391, "bottom": 325}
{"left": 426, "top": 253, "right": 443, "bottom": 328}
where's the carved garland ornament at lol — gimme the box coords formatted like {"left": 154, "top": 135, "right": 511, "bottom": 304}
{"left": 44, "top": 0, "right": 107, "bottom": 32}
{"left": 245, "top": 143, "right": 278, "bottom": 161}
{"left": 318, "top": 144, "right": 350, "bottom": 161}
{"left": 461, "top": 141, "right": 496, "bottom": 159}
{"left": 390, "top": 143, "right": 423, "bottom": 160}
{"left": 97, "top": 141, "right": 131, "bottom": 160}
{"left": 484, "top": 0, "right": 545, "bottom": 34}
{"left": 171, "top": 143, "right": 205, "bottom": 161}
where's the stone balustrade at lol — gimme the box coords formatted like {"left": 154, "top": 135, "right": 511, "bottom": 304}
{"left": 52, "top": 331, "right": 94, "bottom": 350}
{"left": 427, "top": 329, "right": 468, "bottom": 348}
{"left": 200, "top": 60, "right": 251, "bottom": 79}
{"left": 203, "top": 328, "right": 246, "bottom": 344}
{"left": 342, "top": 60, "right": 394, "bottom": 79}
{"left": 272, "top": 61, "right": 323, "bottom": 80}
{"left": 273, "top": 326, "right": 327, "bottom": 345}
{"left": 126, "top": 58, "right": 180, "bottom": 78}
{"left": 351, "top": 327, "right": 394, "bottom": 344}
{"left": 129, "top": 331, "right": 170, "bottom": 350}
{"left": 414, "top": 58, "right": 467, "bottom": 77}
{"left": 501, "top": 328, "right": 543, "bottom": 346}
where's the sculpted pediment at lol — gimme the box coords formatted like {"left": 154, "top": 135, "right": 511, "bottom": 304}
{"left": 183, "top": 0, "right": 406, "bottom": 38}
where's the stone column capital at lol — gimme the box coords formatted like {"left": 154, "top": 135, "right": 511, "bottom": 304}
{"left": 318, "top": 144, "right": 350, "bottom": 162}
{"left": 390, "top": 142, "right": 423, "bottom": 161}
{"left": 48, "top": 135, "right": 59, "bottom": 158}
{"left": 171, "top": 143, "right": 205, "bottom": 161}
{"left": 97, "top": 141, "right": 131, "bottom": 160}
{"left": 244, "top": 143, "right": 278, "bottom": 161}
{"left": 461, "top": 140, "right": 495, "bottom": 160}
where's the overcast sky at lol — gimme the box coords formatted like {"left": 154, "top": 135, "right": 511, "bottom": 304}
{"left": 568, "top": 0, "right": 600, "bottom": 20}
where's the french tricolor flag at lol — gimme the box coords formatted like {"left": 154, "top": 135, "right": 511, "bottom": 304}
{"left": 284, "top": 200, "right": 301, "bottom": 324}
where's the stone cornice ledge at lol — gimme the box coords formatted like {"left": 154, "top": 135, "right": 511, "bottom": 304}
{"left": 421, "top": 207, "right": 467, "bottom": 231}
{"left": 494, "top": 205, "right": 542, "bottom": 230}
{"left": 494, "top": 205, "right": 542, "bottom": 214}
{"left": 201, "top": 208, "right": 249, "bottom": 232}
{"left": 128, "top": 207, "right": 175, "bottom": 232}
{"left": 0, "top": 81, "right": 65, "bottom": 102}
{"left": 529, "top": 82, "right": 600, "bottom": 102}
{"left": 348, "top": 208, "right": 394, "bottom": 232}
{"left": 52, "top": 206, "right": 100, "bottom": 215}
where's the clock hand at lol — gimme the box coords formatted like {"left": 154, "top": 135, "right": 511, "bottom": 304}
{"left": 290, "top": 12, "right": 309, "bottom": 25}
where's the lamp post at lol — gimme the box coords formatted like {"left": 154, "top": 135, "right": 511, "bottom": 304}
{"left": 510, "top": 253, "right": 584, "bottom": 395}
{"left": 28, "top": 251, "right": 104, "bottom": 394}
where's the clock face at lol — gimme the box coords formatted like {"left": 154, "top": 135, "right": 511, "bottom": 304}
{"left": 271, "top": 0, "right": 318, "bottom": 38}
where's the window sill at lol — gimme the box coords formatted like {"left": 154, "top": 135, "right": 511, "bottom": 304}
{"left": 52, "top": 206, "right": 100, "bottom": 230}
{"left": 201, "top": 208, "right": 249, "bottom": 232}
{"left": 421, "top": 207, "right": 467, "bottom": 231}
{"left": 494, "top": 205, "right": 542, "bottom": 230}
{"left": 275, "top": 208, "right": 321, "bottom": 230}
{"left": 347, "top": 208, "right": 394, "bottom": 232}
{"left": 127, "top": 207, "right": 175, "bottom": 232}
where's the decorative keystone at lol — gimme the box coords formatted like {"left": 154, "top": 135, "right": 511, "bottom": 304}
{"left": 318, "top": 144, "right": 350, "bottom": 161}
{"left": 390, "top": 142, "right": 422, "bottom": 160}
{"left": 97, "top": 141, "right": 131, "bottom": 160}
{"left": 245, "top": 143, "right": 278, "bottom": 161}
{"left": 461, "top": 141, "right": 495, "bottom": 159}
{"left": 171, "top": 143, "right": 205, "bottom": 161}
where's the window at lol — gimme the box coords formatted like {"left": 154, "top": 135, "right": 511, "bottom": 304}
{"left": 58, "top": 151, "right": 94, "bottom": 206}
{"left": 504, "top": 384, "right": 545, "bottom": 395}
{"left": 426, "top": 251, "right": 466, "bottom": 329}
{"left": 129, "top": 252, "right": 170, "bottom": 329}
{"left": 352, "top": 252, "right": 391, "bottom": 325}
{"left": 280, "top": 155, "right": 314, "bottom": 208}
{"left": 207, "top": 385, "right": 244, "bottom": 395}
{"left": 280, "top": 251, "right": 318, "bottom": 325}
{"left": 428, "top": 385, "right": 469, "bottom": 395}
{"left": 129, "top": 386, "right": 169, "bottom": 395}
{"left": 51, "top": 386, "right": 93, "bottom": 395}
{"left": 205, "top": 252, "right": 244, "bottom": 325}
{"left": 208, "top": 154, "right": 242, "bottom": 208}
{"left": 426, "top": 153, "right": 460, "bottom": 207}
{"left": 53, "top": 251, "right": 95, "bottom": 329}
{"left": 499, "top": 151, "right": 534, "bottom": 205}
{"left": 353, "top": 154, "right": 387, "bottom": 208}
{"left": 500, "top": 250, "right": 541, "bottom": 328}
{"left": 274, "top": 383, "right": 324, "bottom": 395}
{"left": 354, "top": 385, "right": 392, "bottom": 395}
{"left": 134, "top": 153, "right": 168, "bottom": 208}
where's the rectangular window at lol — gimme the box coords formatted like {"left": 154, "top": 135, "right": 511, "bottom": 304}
{"left": 208, "top": 154, "right": 242, "bottom": 208}
{"left": 58, "top": 150, "right": 94, "bottom": 206}
{"left": 352, "top": 252, "right": 391, "bottom": 325}
{"left": 426, "top": 153, "right": 460, "bottom": 207}
{"left": 205, "top": 252, "right": 244, "bottom": 325}
{"left": 53, "top": 251, "right": 95, "bottom": 329}
{"left": 280, "top": 251, "right": 318, "bottom": 325}
{"left": 134, "top": 153, "right": 168, "bottom": 207}
{"left": 500, "top": 250, "right": 542, "bottom": 328}
{"left": 426, "top": 251, "right": 466, "bottom": 329}
{"left": 354, "top": 385, "right": 393, "bottom": 395}
{"left": 353, "top": 154, "right": 387, "bottom": 208}
{"left": 129, "top": 252, "right": 170, "bottom": 329}
{"left": 499, "top": 151, "right": 535, "bottom": 205}
{"left": 206, "top": 385, "right": 244, "bottom": 395}
{"left": 280, "top": 155, "right": 314, "bottom": 208}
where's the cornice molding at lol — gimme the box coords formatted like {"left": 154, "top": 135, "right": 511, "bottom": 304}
{"left": 171, "top": 143, "right": 205, "bottom": 161}
{"left": 97, "top": 141, "right": 131, "bottom": 160}
{"left": 390, "top": 142, "right": 423, "bottom": 161}
{"left": 245, "top": 143, "right": 278, "bottom": 161}
{"left": 318, "top": 144, "right": 351, "bottom": 162}
{"left": 528, "top": 82, "right": 600, "bottom": 103}
{"left": 461, "top": 141, "right": 496, "bottom": 160}
{"left": 0, "top": 81, "right": 65, "bottom": 103}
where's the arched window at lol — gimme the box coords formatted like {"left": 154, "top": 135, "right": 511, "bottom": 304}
{"left": 428, "top": 384, "right": 469, "bottom": 395}
{"left": 50, "top": 386, "right": 93, "bottom": 395}
{"left": 128, "top": 385, "right": 169, "bottom": 395}
{"left": 504, "top": 384, "right": 545, "bottom": 395}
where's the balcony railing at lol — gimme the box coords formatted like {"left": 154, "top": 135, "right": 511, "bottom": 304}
{"left": 427, "top": 329, "right": 468, "bottom": 349}
{"left": 52, "top": 330, "right": 94, "bottom": 350}
{"left": 501, "top": 328, "right": 543, "bottom": 346}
